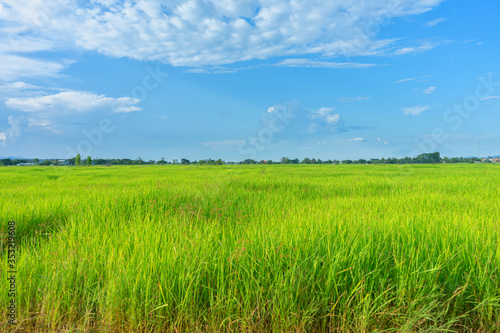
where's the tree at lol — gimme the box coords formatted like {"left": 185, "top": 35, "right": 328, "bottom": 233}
{"left": 181, "top": 158, "right": 191, "bottom": 165}
{"left": 415, "top": 152, "right": 441, "bottom": 164}
{"left": 33, "top": 158, "right": 40, "bottom": 164}
{"left": 75, "top": 154, "right": 81, "bottom": 166}
{"left": 157, "top": 157, "right": 167, "bottom": 165}
{"left": 87, "top": 156, "right": 92, "bottom": 166}
{"left": 281, "top": 157, "right": 290, "bottom": 164}
{"left": 133, "top": 157, "right": 144, "bottom": 165}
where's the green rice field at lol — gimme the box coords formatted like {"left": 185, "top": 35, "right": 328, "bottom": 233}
{"left": 1, "top": 164, "right": 500, "bottom": 332}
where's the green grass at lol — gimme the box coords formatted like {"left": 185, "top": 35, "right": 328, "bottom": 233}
{"left": 1, "top": 164, "right": 499, "bottom": 332}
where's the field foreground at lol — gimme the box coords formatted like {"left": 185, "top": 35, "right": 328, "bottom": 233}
{"left": 1, "top": 164, "right": 499, "bottom": 332}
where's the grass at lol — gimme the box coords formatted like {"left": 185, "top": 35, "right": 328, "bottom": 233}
{"left": 1, "top": 164, "right": 499, "bottom": 332}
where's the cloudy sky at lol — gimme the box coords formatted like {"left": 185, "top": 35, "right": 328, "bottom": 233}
{"left": 0, "top": 0, "right": 499, "bottom": 161}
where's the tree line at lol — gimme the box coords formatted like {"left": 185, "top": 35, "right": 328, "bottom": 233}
{"left": 2, "top": 152, "right": 486, "bottom": 166}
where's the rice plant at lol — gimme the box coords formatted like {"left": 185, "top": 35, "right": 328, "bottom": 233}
{"left": 1, "top": 164, "right": 499, "bottom": 332}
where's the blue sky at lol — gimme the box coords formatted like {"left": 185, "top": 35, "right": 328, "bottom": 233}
{"left": 0, "top": 0, "right": 499, "bottom": 161}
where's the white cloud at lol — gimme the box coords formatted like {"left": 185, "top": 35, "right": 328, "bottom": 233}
{"left": 6, "top": 91, "right": 141, "bottom": 115}
{"left": 0, "top": 54, "right": 72, "bottom": 82}
{"left": 460, "top": 39, "right": 482, "bottom": 46}
{"left": 395, "top": 75, "right": 432, "bottom": 83}
{"left": 325, "top": 114, "right": 340, "bottom": 125}
{"left": 348, "top": 137, "right": 365, "bottom": 142}
{"left": 1, "top": 89, "right": 140, "bottom": 143}
{"left": 395, "top": 78, "right": 416, "bottom": 83}
{"left": 377, "top": 137, "right": 389, "bottom": 145}
{"left": 424, "top": 18, "right": 446, "bottom": 27}
{"left": 307, "top": 123, "right": 319, "bottom": 134}
{"left": 276, "top": 59, "right": 377, "bottom": 69}
{"left": 27, "top": 118, "right": 54, "bottom": 128}
{"left": 339, "top": 96, "right": 370, "bottom": 103}
{"left": 480, "top": 96, "right": 500, "bottom": 101}
{"left": 394, "top": 42, "right": 438, "bottom": 56}
{"left": 184, "top": 66, "right": 238, "bottom": 74}
{"left": 402, "top": 105, "right": 430, "bottom": 116}
{"left": 0, "top": 81, "right": 43, "bottom": 91}
{"left": 0, "top": 0, "right": 445, "bottom": 68}
{"left": 202, "top": 139, "right": 245, "bottom": 150}
{"left": 311, "top": 107, "right": 340, "bottom": 125}
{"left": 423, "top": 86, "right": 437, "bottom": 95}
{"left": 0, "top": 115, "right": 27, "bottom": 146}
{"left": 0, "top": 10, "right": 75, "bottom": 82}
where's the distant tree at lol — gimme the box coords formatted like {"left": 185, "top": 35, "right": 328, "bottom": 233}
{"left": 173, "top": 159, "right": 179, "bottom": 164}
{"left": 301, "top": 157, "right": 311, "bottom": 164}
{"left": 181, "top": 158, "right": 191, "bottom": 165}
{"left": 281, "top": 157, "right": 290, "bottom": 164}
{"left": 75, "top": 154, "right": 81, "bottom": 166}
{"left": 33, "top": 158, "right": 40, "bottom": 164}
{"left": 415, "top": 152, "right": 441, "bottom": 164}
{"left": 358, "top": 159, "right": 367, "bottom": 164}
{"left": 132, "top": 157, "right": 144, "bottom": 165}
{"left": 87, "top": 156, "right": 92, "bottom": 166}
{"left": 342, "top": 160, "right": 353, "bottom": 164}
{"left": 157, "top": 157, "right": 167, "bottom": 165}
{"left": 40, "top": 160, "right": 52, "bottom": 166}
{"left": 94, "top": 158, "right": 108, "bottom": 165}
{"left": 215, "top": 159, "right": 223, "bottom": 165}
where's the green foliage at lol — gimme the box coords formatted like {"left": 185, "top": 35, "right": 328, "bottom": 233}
{"left": 0, "top": 158, "right": 29, "bottom": 166}
{"left": 156, "top": 157, "right": 167, "bottom": 165}
{"left": 75, "top": 153, "right": 81, "bottom": 166}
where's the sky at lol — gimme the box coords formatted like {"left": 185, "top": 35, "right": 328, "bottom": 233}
{"left": 0, "top": 0, "right": 499, "bottom": 161}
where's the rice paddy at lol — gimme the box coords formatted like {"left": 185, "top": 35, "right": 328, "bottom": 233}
{"left": 1, "top": 164, "right": 499, "bottom": 332}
